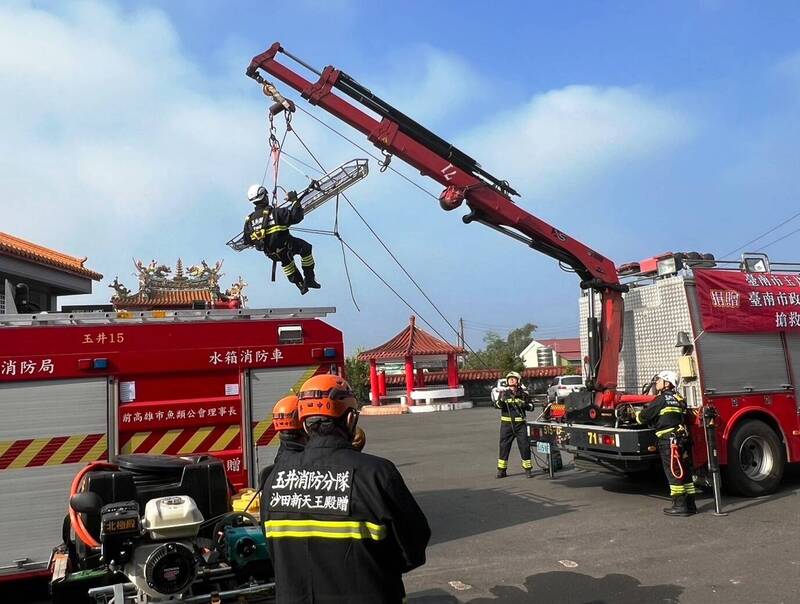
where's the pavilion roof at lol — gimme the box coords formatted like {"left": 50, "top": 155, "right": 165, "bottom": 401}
{"left": 357, "top": 316, "right": 465, "bottom": 361}
{"left": 384, "top": 366, "right": 567, "bottom": 385}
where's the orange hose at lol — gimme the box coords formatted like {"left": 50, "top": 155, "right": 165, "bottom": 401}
{"left": 69, "top": 461, "right": 117, "bottom": 549}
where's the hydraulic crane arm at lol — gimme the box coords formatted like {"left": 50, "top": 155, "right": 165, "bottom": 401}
{"left": 248, "top": 43, "right": 627, "bottom": 400}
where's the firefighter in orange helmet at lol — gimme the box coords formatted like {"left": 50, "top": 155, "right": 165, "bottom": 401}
{"left": 272, "top": 395, "right": 307, "bottom": 465}
{"left": 263, "top": 374, "right": 430, "bottom": 603}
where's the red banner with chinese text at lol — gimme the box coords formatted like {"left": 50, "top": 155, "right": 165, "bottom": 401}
{"left": 694, "top": 269, "right": 800, "bottom": 332}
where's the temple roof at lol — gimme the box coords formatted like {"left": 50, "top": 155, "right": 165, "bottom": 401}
{"left": 357, "top": 316, "right": 465, "bottom": 361}
{"left": 0, "top": 231, "right": 102, "bottom": 280}
{"left": 110, "top": 258, "right": 246, "bottom": 310}
{"left": 111, "top": 289, "right": 215, "bottom": 308}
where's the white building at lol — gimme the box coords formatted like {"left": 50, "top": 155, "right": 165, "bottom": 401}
{"left": 520, "top": 338, "right": 581, "bottom": 369}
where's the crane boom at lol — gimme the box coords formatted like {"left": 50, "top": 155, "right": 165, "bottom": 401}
{"left": 248, "top": 42, "right": 626, "bottom": 400}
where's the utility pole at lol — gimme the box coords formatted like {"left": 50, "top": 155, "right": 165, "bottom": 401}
{"left": 458, "top": 317, "right": 465, "bottom": 349}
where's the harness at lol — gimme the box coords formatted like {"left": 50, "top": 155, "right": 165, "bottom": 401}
{"left": 654, "top": 392, "right": 687, "bottom": 438}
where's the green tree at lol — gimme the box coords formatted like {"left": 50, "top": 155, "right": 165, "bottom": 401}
{"left": 464, "top": 322, "right": 537, "bottom": 373}
{"left": 345, "top": 349, "right": 371, "bottom": 404}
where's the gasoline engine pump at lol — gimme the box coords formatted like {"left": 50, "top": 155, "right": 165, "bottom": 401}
{"left": 51, "top": 455, "right": 274, "bottom": 604}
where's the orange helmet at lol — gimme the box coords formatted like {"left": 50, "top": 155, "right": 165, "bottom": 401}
{"left": 297, "top": 374, "right": 358, "bottom": 421}
{"left": 272, "top": 395, "right": 301, "bottom": 432}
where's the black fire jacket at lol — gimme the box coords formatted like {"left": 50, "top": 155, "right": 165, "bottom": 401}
{"left": 636, "top": 391, "right": 688, "bottom": 439}
{"left": 494, "top": 386, "right": 534, "bottom": 423}
{"left": 262, "top": 432, "right": 430, "bottom": 603}
{"left": 244, "top": 202, "right": 304, "bottom": 252}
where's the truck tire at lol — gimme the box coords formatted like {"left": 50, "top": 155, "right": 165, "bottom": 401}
{"left": 723, "top": 419, "right": 785, "bottom": 497}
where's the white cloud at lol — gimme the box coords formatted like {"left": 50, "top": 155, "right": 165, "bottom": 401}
{"left": 460, "top": 85, "right": 694, "bottom": 199}
{"left": 368, "top": 46, "right": 485, "bottom": 126}
{"left": 0, "top": 1, "right": 264, "bottom": 244}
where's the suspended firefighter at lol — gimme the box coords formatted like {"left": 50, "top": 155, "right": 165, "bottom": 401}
{"left": 635, "top": 370, "right": 699, "bottom": 516}
{"left": 494, "top": 371, "right": 535, "bottom": 478}
{"left": 243, "top": 184, "right": 320, "bottom": 295}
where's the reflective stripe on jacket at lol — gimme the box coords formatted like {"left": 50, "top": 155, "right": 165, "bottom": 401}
{"left": 635, "top": 391, "right": 687, "bottom": 439}
{"left": 262, "top": 432, "right": 430, "bottom": 603}
{"left": 494, "top": 387, "right": 533, "bottom": 421}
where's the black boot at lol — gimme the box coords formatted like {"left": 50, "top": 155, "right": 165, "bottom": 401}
{"left": 496, "top": 468, "right": 507, "bottom": 479}
{"left": 686, "top": 495, "right": 697, "bottom": 514}
{"left": 663, "top": 495, "right": 691, "bottom": 517}
{"left": 289, "top": 273, "right": 308, "bottom": 295}
{"left": 525, "top": 468, "right": 534, "bottom": 478}
{"left": 303, "top": 267, "right": 321, "bottom": 289}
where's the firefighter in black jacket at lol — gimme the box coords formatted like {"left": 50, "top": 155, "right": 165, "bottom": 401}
{"left": 494, "top": 371, "right": 534, "bottom": 478}
{"left": 260, "top": 396, "right": 368, "bottom": 492}
{"left": 272, "top": 395, "right": 307, "bottom": 465}
{"left": 635, "top": 370, "right": 698, "bottom": 516}
{"left": 244, "top": 184, "right": 320, "bottom": 295}
{"left": 262, "top": 374, "right": 430, "bottom": 603}
{"left": 258, "top": 395, "right": 306, "bottom": 490}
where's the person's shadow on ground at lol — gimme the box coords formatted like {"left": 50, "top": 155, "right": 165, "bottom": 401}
{"left": 409, "top": 570, "right": 684, "bottom": 603}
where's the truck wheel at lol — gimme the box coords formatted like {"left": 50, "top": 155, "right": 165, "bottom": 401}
{"left": 723, "top": 419, "right": 785, "bottom": 497}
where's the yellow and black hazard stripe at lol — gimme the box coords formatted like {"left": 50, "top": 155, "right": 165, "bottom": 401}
{"left": 301, "top": 254, "right": 315, "bottom": 268}
{"left": 264, "top": 519, "right": 387, "bottom": 541}
{"left": 119, "top": 424, "right": 242, "bottom": 455}
{"left": 0, "top": 433, "right": 107, "bottom": 470}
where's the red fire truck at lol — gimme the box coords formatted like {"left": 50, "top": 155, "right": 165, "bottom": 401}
{"left": 0, "top": 306, "right": 343, "bottom": 580}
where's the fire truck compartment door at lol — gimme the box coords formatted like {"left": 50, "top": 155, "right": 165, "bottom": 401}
{"left": 249, "top": 366, "right": 318, "bottom": 478}
{"left": 0, "top": 378, "right": 108, "bottom": 575}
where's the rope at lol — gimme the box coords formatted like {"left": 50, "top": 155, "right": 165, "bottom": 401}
{"left": 339, "top": 235, "right": 360, "bottom": 311}
{"left": 275, "top": 101, "right": 491, "bottom": 367}
{"left": 295, "top": 105, "right": 440, "bottom": 202}
{"left": 289, "top": 126, "right": 466, "bottom": 346}
{"left": 670, "top": 439, "right": 685, "bottom": 480}
{"left": 335, "top": 236, "right": 456, "bottom": 345}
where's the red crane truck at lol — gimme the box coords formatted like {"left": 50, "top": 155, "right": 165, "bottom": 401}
{"left": 0, "top": 306, "right": 343, "bottom": 581}
{"left": 246, "top": 43, "right": 799, "bottom": 498}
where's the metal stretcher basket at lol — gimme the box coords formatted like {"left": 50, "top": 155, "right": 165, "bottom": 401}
{"left": 227, "top": 158, "right": 369, "bottom": 252}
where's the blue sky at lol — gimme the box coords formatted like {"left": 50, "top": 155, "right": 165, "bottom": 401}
{"left": 2, "top": 1, "right": 799, "bottom": 352}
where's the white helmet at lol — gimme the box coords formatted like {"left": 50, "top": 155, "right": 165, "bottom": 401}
{"left": 657, "top": 370, "right": 679, "bottom": 388}
{"left": 247, "top": 184, "right": 267, "bottom": 203}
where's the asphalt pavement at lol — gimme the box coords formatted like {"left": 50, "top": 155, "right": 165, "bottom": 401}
{"left": 360, "top": 407, "right": 800, "bottom": 604}
{"left": 7, "top": 406, "right": 798, "bottom": 603}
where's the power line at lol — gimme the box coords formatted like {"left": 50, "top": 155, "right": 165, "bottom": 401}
{"left": 758, "top": 225, "right": 800, "bottom": 251}
{"left": 721, "top": 210, "right": 800, "bottom": 259}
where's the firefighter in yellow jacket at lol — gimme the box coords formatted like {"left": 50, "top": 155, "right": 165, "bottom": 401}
{"left": 635, "top": 370, "right": 698, "bottom": 516}
{"left": 494, "top": 371, "right": 534, "bottom": 478}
